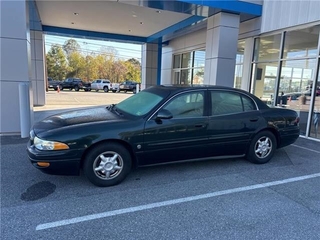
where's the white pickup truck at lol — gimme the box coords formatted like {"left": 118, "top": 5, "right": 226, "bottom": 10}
{"left": 90, "top": 79, "right": 112, "bottom": 92}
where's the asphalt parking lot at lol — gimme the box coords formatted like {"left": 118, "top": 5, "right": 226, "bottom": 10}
{"left": 1, "top": 90, "right": 320, "bottom": 240}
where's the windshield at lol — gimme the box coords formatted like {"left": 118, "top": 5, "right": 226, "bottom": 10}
{"left": 116, "top": 91, "right": 164, "bottom": 116}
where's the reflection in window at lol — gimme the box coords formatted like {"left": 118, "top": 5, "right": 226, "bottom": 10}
{"left": 254, "top": 34, "right": 282, "bottom": 62}
{"left": 279, "top": 59, "right": 316, "bottom": 136}
{"left": 182, "top": 52, "right": 193, "bottom": 68}
{"left": 309, "top": 64, "right": 320, "bottom": 139}
{"left": 234, "top": 40, "right": 245, "bottom": 89}
{"left": 211, "top": 91, "right": 255, "bottom": 115}
{"left": 283, "top": 26, "right": 320, "bottom": 59}
{"left": 252, "top": 63, "right": 278, "bottom": 105}
{"left": 173, "top": 50, "right": 205, "bottom": 85}
{"left": 163, "top": 92, "right": 204, "bottom": 118}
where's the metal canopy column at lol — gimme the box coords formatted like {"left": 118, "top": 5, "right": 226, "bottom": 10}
{"left": 204, "top": 12, "right": 240, "bottom": 87}
{"left": 0, "top": 0, "right": 33, "bottom": 135}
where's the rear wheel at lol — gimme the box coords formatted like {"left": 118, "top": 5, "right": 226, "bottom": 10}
{"left": 74, "top": 86, "right": 80, "bottom": 91}
{"left": 83, "top": 143, "right": 132, "bottom": 187}
{"left": 246, "top": 131, "right": 277, "bottom": 164}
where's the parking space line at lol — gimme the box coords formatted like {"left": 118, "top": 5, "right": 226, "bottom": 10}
{"left": 291, "top": 144, "right": 320, "bottom": 154}
{"left": 36, "top": 172, "right": 320, "bottom": 231}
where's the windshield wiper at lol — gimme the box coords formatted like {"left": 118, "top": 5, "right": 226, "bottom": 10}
{"left": 106, "top": 104, "right": 115, "bottom": 111}
{"left": 106, "top": 104, "right": 123, "bottom": 116}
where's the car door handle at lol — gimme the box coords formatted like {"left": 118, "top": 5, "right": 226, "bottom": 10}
{"left": 195, "top": 124, "right": 206, "bottom": 128}
{"left": 249, "top": 118, "right": 259, "bottom": 122}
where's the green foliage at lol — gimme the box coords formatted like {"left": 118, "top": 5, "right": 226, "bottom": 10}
{"left": 46, "top": 39, "right": 141, "bottom": 83}
{"left": 46, "top": 44, "right": 68, "bottom": 80}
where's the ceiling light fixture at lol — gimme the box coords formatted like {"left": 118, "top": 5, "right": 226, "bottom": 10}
{"left": 140, "top": 22, "right": 143, "bottom": 25}
{"left": 132, "top": 14, "right": 137, "bottom": 18}
{"left": 74, "top": 13, "right": 79, "bottom": 16}
{"left": 71, "top": 22, "right": 75, "bottom": 24}
{"left": 156, "top": 10, "right": 161, "bottom": 13}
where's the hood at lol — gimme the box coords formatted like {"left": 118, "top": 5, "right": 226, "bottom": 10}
{"left": 33, "top": 106, "right": 119, "bottom": 135}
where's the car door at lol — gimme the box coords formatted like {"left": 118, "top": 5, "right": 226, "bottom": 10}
{"left": 141, "top": 90, "right": 209, "bottom": 165}
{"left": 207, "top": 90, "right": 263, "bottom": 157}
{"left": 91, "top": 80, "right": 98, "bottom": 90}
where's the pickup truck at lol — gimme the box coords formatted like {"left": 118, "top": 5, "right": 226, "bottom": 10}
{"left": 90, "top": 79, "right": 112, "bottom": 92}
{"left": 58, "top": 78, "right": 91, "bottom": 91}
{"left": 113, "top": 80, "right": 139, "bottom": 93}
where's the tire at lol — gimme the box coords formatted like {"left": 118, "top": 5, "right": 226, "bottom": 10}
{"left": 112, "top": 90, "right": 116, "bottom": 93}
{"left": 95, "top": 89, "right": 99, "bottom": 92}
{"left": 83, "top": 143, "right": 132, "bottom": 187}
{"left": 74, "top": 86, "right": 79, "bottom": 91}
{"left": 103, "top": 86, "right": 109, "bottom": 92}
{"left": 124, "top": 90, "right": 127, "bottom": 93}
{"left": 246, "top": 131, "right": 277, "bottom": 164}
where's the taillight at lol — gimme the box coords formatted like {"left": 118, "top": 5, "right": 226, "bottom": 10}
{"left": 288, "top": 117, "right": 300, "bottom": 126}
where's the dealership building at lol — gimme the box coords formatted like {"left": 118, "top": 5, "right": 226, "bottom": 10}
{"left": 1, "top": 0, "right": 320, "bottom": 141}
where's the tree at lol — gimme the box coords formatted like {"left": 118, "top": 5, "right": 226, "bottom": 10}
{"left": 67, "top": 52, "right": 86, "bottom": 78}
{"left": 46, "top": 44, "right": 68, "bottom": 80}
{"left": 63, "top": 39, "right": 81, "bottom": 56}
{"left": 127, "top": 58, "right": 140, "bottom": 66}
{"left": 124, "top": 59, "right": 141, "bottom": 82}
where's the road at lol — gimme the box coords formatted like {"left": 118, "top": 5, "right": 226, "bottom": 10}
{"left": 1, "top": 90, "right": 320, "bottom": 240}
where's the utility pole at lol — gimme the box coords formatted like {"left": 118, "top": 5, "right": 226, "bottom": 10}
{"left": 83, "top": 41, "right": 89, "bottom": 81}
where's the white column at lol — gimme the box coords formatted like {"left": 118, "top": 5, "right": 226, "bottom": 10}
{"left": 30, "top": 30, "right": 46, "bottom": 106}
{"left": 204, "top": 12, "right": 240, "bottom": 87}
{"left": 241, "top": 38, "right": 255, "bottom": 91}
{"left": 141, "top": 43, "right": 159, "bottom": 90}
{"left": 0, "top": 0, "right": 33, "bottom": 135}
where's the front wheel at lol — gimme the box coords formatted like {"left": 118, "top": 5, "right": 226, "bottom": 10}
{"left": 83, "top": 143, "right": 132, "bottom": 187}
{"left": 246, "top": 131, "right": 277, "bottom": 164}
{"left": 103, "top": 86, "right": 109, "bottom": 92}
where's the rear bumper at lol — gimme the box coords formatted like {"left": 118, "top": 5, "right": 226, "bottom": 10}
{"left": 278, "top": 127, "right": 300, "bottom": 148}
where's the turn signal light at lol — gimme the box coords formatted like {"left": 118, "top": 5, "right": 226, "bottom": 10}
{"left": 37, "top": 162, "right": 50, "bottom": 167}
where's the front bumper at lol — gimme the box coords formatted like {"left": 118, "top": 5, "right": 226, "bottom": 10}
{"left": 27, "top": 142, "right": 84, "bottom": 175}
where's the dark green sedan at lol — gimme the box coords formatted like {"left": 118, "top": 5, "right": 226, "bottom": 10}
{"left": 27, "top": 85, "right": 300, "bottom": 187}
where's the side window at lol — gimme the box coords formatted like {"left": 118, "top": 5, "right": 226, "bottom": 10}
{"left": 163, "top": 91, "right": 204, "bottom": 118}
{"left": 211, "top": 91, "right": 243, "bottom": 115}
{"left": 97, "top": 80, "right": 101, "bottom": 83}
{"left": 242, "top": 95, "right": 256, "bottom": 111}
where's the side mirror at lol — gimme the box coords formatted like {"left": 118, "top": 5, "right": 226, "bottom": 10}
{"left": 156, "top": 109, "right": 173, "bottom": 120}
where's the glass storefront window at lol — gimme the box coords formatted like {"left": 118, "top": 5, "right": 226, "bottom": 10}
{"left": 309, "top": 65, "right": 320, "bottom": 139}
{"left": 234, "top": 40, "right": 245, "bottom": 89}
{"left": 173, "top": 55, "right": 181, "bottom": 68}
{"left": 252, "top": 63, "right": 278, "bottom": 105}
{"left": 181, "top": 69, "right": 191, "bottom": 84}
{"left": 283, "top": 26, "right": 320, "bottom": 59}
{"left": 194, "top": 50, "right": 205, "bottom": 68}
{"left": 173, "top": 50, "right": 205, "bottom": 85}
{"left": 236, "top": 40, "right": 245, "bottom": 64}
{"left": 234, "top": 65, "right": 243, "bottom": 89}
{"left": 279, "top": 59, "right": 317, "bottom": 136}
{"left": 254, "top": 34, "right": 282, "bottom": 62}
{"left": 193, "top": 68, "right": 204, "bottom": 84}
{"left": 182, "top": 52, "right": 193, "bottom": 68}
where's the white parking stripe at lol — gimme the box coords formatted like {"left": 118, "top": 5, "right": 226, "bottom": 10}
{"left": 291, "top": 144, "right": 320, "bottom": 154}
{"left": 36, "top": 172, "right": 320, "bottom": 231}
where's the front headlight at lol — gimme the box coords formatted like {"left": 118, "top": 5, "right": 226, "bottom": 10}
{"left": 34, "top": 136, "right": 69, "bottom": 150}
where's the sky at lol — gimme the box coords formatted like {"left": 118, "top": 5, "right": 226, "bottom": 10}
{"left": 45, "top": 35, "right": 142, "bottom": 61}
